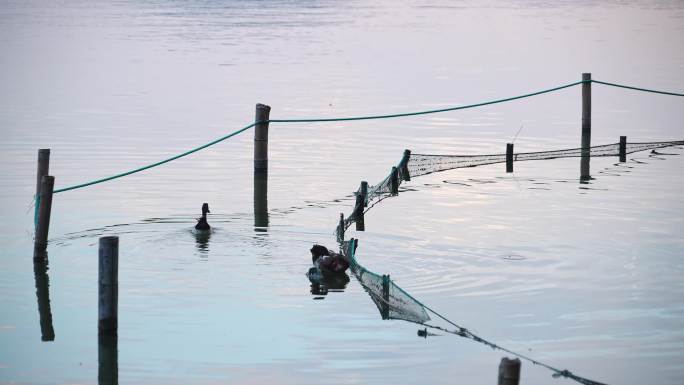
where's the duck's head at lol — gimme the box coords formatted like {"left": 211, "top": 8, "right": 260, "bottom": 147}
{"left": 202, "top": 203, "right": 210, "bottom": 216}
{"left": 310, "top": 244, "right": 329, "bottom": 264}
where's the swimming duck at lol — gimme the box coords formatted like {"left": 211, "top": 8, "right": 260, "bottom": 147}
{"left": 310, "top": 244, "right": 349, "bottom": 275}
{"left": 195, "top": 203, "right": 211, "bottom": 231}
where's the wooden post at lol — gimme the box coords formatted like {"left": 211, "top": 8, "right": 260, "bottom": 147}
{"left": 381, "top": 274, "right": 390, "bottom": 320}
{"left": 360, "top": 181, "right": 368, "bottom": 207}
{"left": 337, "top": 213, "right": 345, "bottom": 243}
{"left": 498, "top": 357, "right": 521, "bottom": 385}
{"left": 254, "top": 103, "right": 271, "bottom": 174}
{"left": 33, "top": 259, "right": 55, "bottom": 341}
{"left": 580, "top": 73, "right": 592, "bottom": 180}
{"left": 33, "top": 176, "right": 55, "bottom": 260}
{"left": 506, "top": 143, "right": 514, "bottom": 173}
{"left": 619, "top": 136, "right": 627, "bottom": 163}
{"left": 401, "top": 149, "right": 411, "bottom": 181}
{"left": 254, "top": 103, "right": 270, "bottom": 228}
{"left": 355, "top": 182, "right": 365, "bottom": 231}
{"left": 390, "top": 167, "right": 399, "bottom": 195}
{"left": 99, "top": 236, "right": 118, "bottom": 335}
{"left": 35, "top": 149, "right": 50, "bottom": 205}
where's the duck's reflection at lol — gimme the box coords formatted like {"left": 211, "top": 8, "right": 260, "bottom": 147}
{"left": 194, "top": 229, "right": 211, "bottom": 254}
{"left": 33, "top": 256, "right": 55, "bottom": 341}
{"left": 308, "top": 269, "right": 350, "bottom": 299}
{"left": 98, "top": 334, "right": 118, "bottom": 385}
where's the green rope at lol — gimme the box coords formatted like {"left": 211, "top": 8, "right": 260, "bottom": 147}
{"left": 49, "top": 78, "right": 684, "bottom": 194}
{"left": 52, "top": 81, "right": 585, "bottom": 194}
{"left": 592, "top": 80, "right": 684, "bottom": 97}
{"left": 53, "top": 122, "right": 256, "bottom": 193}
{"left": 270, "top": 80, "right": 584, "bottom": 123}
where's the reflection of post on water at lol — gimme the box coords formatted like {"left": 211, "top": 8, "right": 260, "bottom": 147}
{"left": 33, "top": 257, "right": 55, "bottom": 341}
{"left": 98, "top": 335, "right": 118, "bottom": 385}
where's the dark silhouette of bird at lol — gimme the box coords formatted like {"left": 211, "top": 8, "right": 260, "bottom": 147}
{"left": 195, "top": 203, "right": 211, "bottom": 231}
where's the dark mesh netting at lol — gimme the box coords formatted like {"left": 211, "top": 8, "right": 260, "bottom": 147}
{"left": 409, "top": 140, "right": 684, "bottom": 178}
{"left": 336, "top": 140, "right": 683, "bottom": 240}
{"left": 342, "top": 240, "right": 430, "bottom": 324}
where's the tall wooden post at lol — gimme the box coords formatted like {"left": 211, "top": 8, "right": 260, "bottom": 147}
{"left": 99, "top": 236, "right": 119, "bottom": 335}
{"left": 619, "top": 136, "right": 627, "bottom": 163}
{"left": 506, "top": 143, "right": 514, "bottom": 173}
{"left": 33, "top": 175, "right": 55, "bottom": 260}
{"left": 498, "top": 357, "right": 521, "bottom": 385}
{"left": 580, "top": 73, "right": 592, "bottom": 180}
{"left": 381, "top": 274, "right": 390, "bottom": 320}
{"left": 254, "top": 104, "right": 270, "bottom": 228}
{"left": 390, "top": 167, "right": 399, "bottom": 195}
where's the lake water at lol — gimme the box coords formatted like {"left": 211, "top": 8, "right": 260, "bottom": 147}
{"left": 1, "top": 1, "right": 684, "bottom": 384}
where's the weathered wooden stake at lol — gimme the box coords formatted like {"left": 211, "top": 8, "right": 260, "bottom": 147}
{"left": 506, "top": 143, "right": 514, "bottom": 173}
{"left": 360, "top": 181, "right": 368, "bottom": 207}
{"left": 35, "top": 149, "right": 50, "bottom": 206}
{"left": 254, "top": 103, "right": 271, "bottom": 173}
{"left": 390, "top": 166, "right": 399, "bottom": 195}
{"left": 337, "top": 213, "right": 345, "bottom": 242}
{"left": 381, "top": 274, "right": 390, "bottom": 320}
{"left": 619, "top": 136, "right": 627, "bottom": 163}
{"left": 99, "top": 236, "right": 119, "bottom": 335}
{"left": 33, "top": 259, "right": 55, "bottom": 341}
{"left": 498, "top": 357, "right": 521, "bottom": 385}
{"left": 254, "top": 103, "right": 270, "bottom": 228}
{"left": 401, "top": 149, "right": 411, "bottom": 181}
{"left": 580, "top": 73, "right": 592, "bottom": 180}
{"left": 355, "top": 182, "right": 366, "bottom": 231}
{"left": 33, "top": 175, "right": 55, "bottom": 260}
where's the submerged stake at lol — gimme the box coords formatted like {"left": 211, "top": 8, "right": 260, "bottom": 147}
{"left": 506, "top": 143, "right": 514, "bottom": 173}
{"left": 498, "top": 357, "right": 521, "bottom": 385}
{"left": 619, "top": 136, "right": 627, "bottom": 163}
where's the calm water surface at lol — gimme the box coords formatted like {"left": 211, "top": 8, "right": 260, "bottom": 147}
{"left": 1, "top": 1, "right": 684, "bottom": 384}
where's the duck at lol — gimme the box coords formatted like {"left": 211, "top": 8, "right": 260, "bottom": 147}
{"left": 195, "top": 203, "right": 211, "bottom": 231}
{"left": 310, "top": 244, "right": 350, "bottom": 275}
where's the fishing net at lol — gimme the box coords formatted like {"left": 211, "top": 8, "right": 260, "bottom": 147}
{"left": 409, "top": 140, "right": 684, "bottom": 178}
{"left": 339, "top": 239, "right": 610, "bottom": 385}
{"left": 337, "top": 140, "right": 683, "bottom": 240}
{"left": 342, "top": 239, "right": 430, "bottom": 324}
{"left": 336, "top": 152, "right": 412, "bottom": 240}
